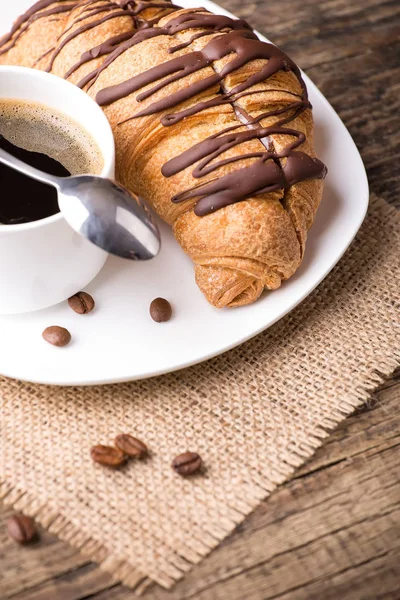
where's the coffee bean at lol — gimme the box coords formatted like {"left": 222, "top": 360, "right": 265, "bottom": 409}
{"left": 68, "top": 291, "right": 95, "bottom": 314}
{"left": 150, "top": 298, "right": 172, "bottom": 323}
{"left": 7, "top": 514, "right": 38, "bottom": 544}
{"left": 90, "top": 444, "right": 127, "bottom": 467}
{"left": 172, "top": 452, "right": 202, "bottom": 476}
{"left": 42, "top": 326, "right": 71, "bottom": 347}
{"left": 115, "top": 434, "right": 148, "bottom": 459}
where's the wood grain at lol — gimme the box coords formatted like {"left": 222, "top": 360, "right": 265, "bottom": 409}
{"left": 0, "top": 0, "right": 399, "bottom": 598}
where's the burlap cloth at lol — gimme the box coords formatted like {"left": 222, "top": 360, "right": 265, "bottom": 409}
{"left": 0, "top": 194, "right": 399, "bottom": 593}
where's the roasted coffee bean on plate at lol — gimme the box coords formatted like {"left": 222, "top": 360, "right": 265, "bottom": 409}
{"left": 149, "top": 297, "right": 172, "bottom": 322}
{"left": 172, "top": 451, "right": 202, "bottom": 476}
{"left": 115, "top": 434, "right": 148, "bottom": 459}
{"left": 7, "top": 514, "right": 38, "bottom": 544}
{"left": 68, "top": 291, "right": 95, "bottom": 314}
{"left": 90, "top": 444, "right": 127, "bottom": 467}
{"left": 42, "top": 325, "right": 71, "bottom": 347}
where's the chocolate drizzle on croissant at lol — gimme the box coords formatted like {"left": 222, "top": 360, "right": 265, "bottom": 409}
{"left": 0, "top": 0, "right": 78, "bottom": 55}
{"left": 2, "top": 1, "right": 325, "bottom": 216}
{"left": 82, "top": 7, "right": 327, "bottom": 215}
{"left": 0, "top": 0, "right": 327, "bottom": 308}
{"left": 45, "top": 8, "right": 138, "bottom": 71}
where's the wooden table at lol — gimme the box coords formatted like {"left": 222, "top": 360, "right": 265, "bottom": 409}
{"left": 1, "top": 0, "right": 399, "bottom": 598}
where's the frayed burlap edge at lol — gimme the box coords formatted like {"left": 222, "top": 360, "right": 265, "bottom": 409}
{"left": 0, "top": 481, "right": 149, "bottom": 591}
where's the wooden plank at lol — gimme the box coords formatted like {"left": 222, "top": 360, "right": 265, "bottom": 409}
{"left": 223, "top": 0, "right": 400, "bottom": 66}
{"left": 0, "top": 550, "right": 91, "bottom": 597}
{"left": 93, "top": 546, "right": 400, "bottom": 600}
{"left": 272, "top": 550, "right": 400, "bottom": 600}
{"left": 305, "top": 41, "right": 400, "bottom": 206}
{"left": 5, "top": 564, "right": 118, "bottom": 600}
{"left": 0, "top": 507, "right": 91, "bottom": 598}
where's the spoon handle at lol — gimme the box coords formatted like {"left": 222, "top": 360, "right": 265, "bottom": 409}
{"left": 0, "top": 147, "right": 60, "bottom": 188}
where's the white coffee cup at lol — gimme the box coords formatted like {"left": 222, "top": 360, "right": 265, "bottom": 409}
{"left": 0, "top": 66, "right": 115, "bottom": 314}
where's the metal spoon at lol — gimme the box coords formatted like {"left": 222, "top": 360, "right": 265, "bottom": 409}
{"left": 0, "top": 147, "right": 161, "bottom": 260}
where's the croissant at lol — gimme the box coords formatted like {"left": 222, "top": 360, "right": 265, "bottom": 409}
{"left": 0, "top": 0, "right": 326, "bottom": 307}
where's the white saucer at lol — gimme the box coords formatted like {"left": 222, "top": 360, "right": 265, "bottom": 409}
{"left": 0, "top": 0, "right": 369, "bottom": 385}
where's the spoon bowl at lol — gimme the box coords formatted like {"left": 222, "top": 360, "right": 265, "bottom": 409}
{"left": 58, "top": 175, "right": 160, "bottom": 260}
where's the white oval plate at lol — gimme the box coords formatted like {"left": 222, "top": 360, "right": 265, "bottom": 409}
{"left": 0, "top": 0, "right": 368, "bottom": 386}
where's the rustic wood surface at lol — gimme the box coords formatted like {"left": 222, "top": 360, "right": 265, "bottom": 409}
{"left": 1, "top": 0, "right": 399, "bottom": 598}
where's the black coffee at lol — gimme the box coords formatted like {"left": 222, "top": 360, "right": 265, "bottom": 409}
{"left": 0, "top": 99, "right": 103, "bottom": 225}
{"left": 0, "top": 135, "right": 70, "bottom": 224}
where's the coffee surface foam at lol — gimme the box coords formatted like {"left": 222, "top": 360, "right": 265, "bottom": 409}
{"left": 0, "top": 99, "right": 103, "bottom": 175}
